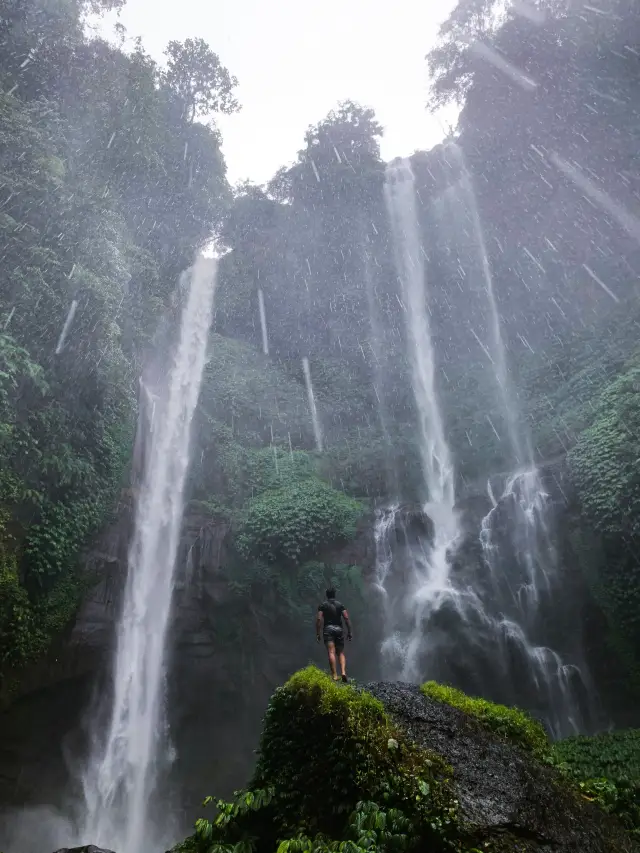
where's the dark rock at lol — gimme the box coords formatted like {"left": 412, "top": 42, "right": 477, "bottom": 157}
{"left": 394, "top": 504, "right": 434, "bottom": 546}
{"left": 53, "top": 847, "right": 116, "bottom": 853}
{"left": 365, "top": 681, "right": 635, "bottom": 851}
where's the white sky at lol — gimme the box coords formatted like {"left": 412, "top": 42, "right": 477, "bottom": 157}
{"left": 95, "top": 0, "right": 459, "bottom": 186}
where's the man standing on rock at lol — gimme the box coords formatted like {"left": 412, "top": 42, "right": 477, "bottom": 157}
{"left": 316, "top": 587, "right": 352, "bottom": 682}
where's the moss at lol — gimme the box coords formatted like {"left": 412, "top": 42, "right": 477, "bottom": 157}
{"left": 253, "top": 667, "right": 454, "bottom": 821}
{"left": 421, "top": 681, "right": 549, "bottom": 760}
{"left": 184, "top": 667, "right": 462, "bottom": 853}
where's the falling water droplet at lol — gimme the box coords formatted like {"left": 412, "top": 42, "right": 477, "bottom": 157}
{"left": 55, "top": 300, "right": 78, "bottom": 355}
{"left": 257, "top": 288, "right": 269, "bottom": 355}
{"left": 302, "top": 357, "right": 323, "bottom": 452}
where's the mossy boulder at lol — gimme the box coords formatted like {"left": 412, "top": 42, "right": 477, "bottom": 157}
{"left": 181, "top": 667, "right": 459, "bottom": 853}
{"left": 179, "top": 671, "right": 635, "bottom": 853}
{"left": 421, "top": 680, "right": 550, "bottom": 759}
{"left": 367, "top": 681, "right": 636, "bottom": 852}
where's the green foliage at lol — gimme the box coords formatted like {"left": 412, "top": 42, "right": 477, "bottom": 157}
{"left": 201, "top": 334, "right": 311, "bottom": 444}
{"left": 574, "top": 778, "right": 640, "bottom": 838}
{"left": 568, "top": 360, "right": 640, "bottom": 540}
{"left": 190, "top": 797, "right": 432, "bottom": 853}
{"left": 427, "top": 0, "right": 636, "bottom": 108}
{"left": 0, "top": 0, "right": 236, "bottom": 682}
{"left": 550, "top": 730, "right": 640, "bottom": 836}
{"left": 560, "top": 353, "right": 640, "bottom": 678}
{"left": 0, "top": 520, "right": 85, "bottom": 675}
{"left": 236, "top": 478, "right": 364, "bottom": 565}
{"left": 182, "top": 667, "right": 460, "bottom": 853}
{"left": 551, "top": 730, "right": 640, "bottom": 782}
{"left": 421, "top": 681, "right": 549, "bottom": 760}
{"left": 0, "top": 546, "right": 36, "bottom": 669}
{"left": 238, "top": 449, "right": 319, "bottom": 504}
{"left": 565, "top": 521, "right": 640, "bottom": 701}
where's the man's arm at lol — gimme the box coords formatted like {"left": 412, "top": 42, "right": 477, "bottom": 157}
{"left": 343, "top": 608, "right": 353, "bottom": 640}
{"left": 316, "top": 607, "right": 324, "bottom": 642}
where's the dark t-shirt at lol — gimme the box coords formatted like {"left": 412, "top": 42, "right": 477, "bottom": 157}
{"left": 318, "top": 599, "right": 345, "bottom": 629}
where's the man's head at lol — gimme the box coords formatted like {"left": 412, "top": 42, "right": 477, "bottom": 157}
{"left": 325, "top": 587, "right": 336, "bottom": 600}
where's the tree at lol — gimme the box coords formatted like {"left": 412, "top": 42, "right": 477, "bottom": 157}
{"left": 427, "top": 0, "right": 639, "bottom": 108}
{"left": 164, "top": 37, "right": 239, "bottom": 123}
{"left": 270, "top": 100, "right": 384, "bottom": 207}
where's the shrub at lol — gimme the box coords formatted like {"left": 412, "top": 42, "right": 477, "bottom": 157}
{"left": 551, "top": 729, "right": 640, "bottom": 782}
{"left": 236, "top": 478, "right": 364, "bottom": 564}
{"left": 550, "top": 730, "right": 640, "bottom": 836}
{"left": 421, "top": 681, "right": 549, "bottom": 759}
{"left": 0, "top": 548, "right": 41, "bottom": 670}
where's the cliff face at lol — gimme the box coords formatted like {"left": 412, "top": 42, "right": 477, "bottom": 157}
{"left": 0, "top": 500, "right": 377, "bottom": 826}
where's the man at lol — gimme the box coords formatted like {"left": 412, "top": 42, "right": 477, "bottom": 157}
{"left": 316, "top": 587, "right": 352, "bottom": 682}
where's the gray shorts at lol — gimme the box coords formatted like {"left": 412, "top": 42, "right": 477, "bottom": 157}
{"left": 323, "top": 626, "right": 344, "bottom": 651}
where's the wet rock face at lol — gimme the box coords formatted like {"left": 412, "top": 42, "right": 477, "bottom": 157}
{"left": 0, "top": 503, "right": 378, "bottom": 833}
{"left": 53, "top": 847, "right": 116, "bottom": 853}
{"left": 393, "top": 504, "right": 434, "bottom": 546}
{"left": 8, "top": 502, "right": 376, "bottom": 706}
{"left": 365, "top": 682, "right": 633, "bottom": 852}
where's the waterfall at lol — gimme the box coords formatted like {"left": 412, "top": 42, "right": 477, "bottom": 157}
{"left": 373, "top": 496, "right": 586, "bottom": 736}
{"left": 443, "top": 142, "right": 530, "bottom": 467}
{"left": 302, "top": 356, "right": 323, "bottom": 452}
{"left": 80, "top": 256, "right": 218, "bottom": 853}
{"left": 480, "top": 471, "right": 586, "bottom": 736}
{"left": 377, "top": 152, "right": 593, "bottom": 735}
{"left": 373, "top": 505, "right": 398, "bottom": 598}
{"left": 383, "top": 159, "right": 460, "bottom": 682}
{"left": 384, "top": 158, "right": 454, "bottom": 509}
{"left": 480, "top": 470, "right": 555, "bottom": 615}
{"left": 431, "top": 144, "right": 592, "bottom": 733}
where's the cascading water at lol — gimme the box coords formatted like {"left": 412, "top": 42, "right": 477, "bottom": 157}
{"left": 80, "top": 256, "right": 218, "bottom": 853}
{"left": 376, "top": 151, "right": 594, "bottom": 737}
{"left": 302, "top": 356, "right": 323, "bottom": 452}
{"left": 442, "top": 143, "right": 530, "bottom": 467}
{"left": 480, "top": 470, "right": 554, "bottom": 615}
{"left": 372, "top": 505, "right": 398, "bottom": 680}
{"left": 431, "top": 142, "right": 592, "bottom": 734}
{"left": 373, "top": 505, "right": 399, "bottom": 599}
{"left": 383, "top": 158, "right": 461, "bottom": 682}
{"left": 479, "top": 472, "right": 585, "bottom": 736}
{"left": 384, "top": 159, "right": 454, "bottom": 509}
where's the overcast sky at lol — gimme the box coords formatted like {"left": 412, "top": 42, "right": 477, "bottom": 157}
{"left": 95, "top": 0, "right": 459, "bottom": 186}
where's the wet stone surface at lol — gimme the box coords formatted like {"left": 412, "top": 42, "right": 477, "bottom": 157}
{"left": 364, "top": 681, "right": 636, "bottom": 852}
{"left": 53, "top": 847, "right": 116, "bottom": 853}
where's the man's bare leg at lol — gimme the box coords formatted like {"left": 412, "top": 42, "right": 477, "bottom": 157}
{"left": 338, "top": 650, "right": 347, "bottom": 679}
{"left": 326, "top": 642, "right": 339, "bottom": 680}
